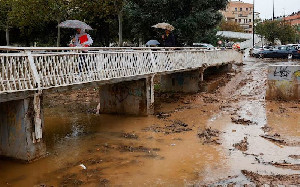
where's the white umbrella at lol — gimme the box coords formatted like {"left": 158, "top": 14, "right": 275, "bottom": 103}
{"left": 146, "top": 40, "right": 160, "bottom": 46}
{"left": 152, "top": 22, "right": 175, "bottom": 31}
{"left": 58, "top": 20, "right": 93, "bottom": 30}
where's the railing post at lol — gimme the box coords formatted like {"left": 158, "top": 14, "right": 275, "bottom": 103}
{"left": 25, "top": 51, "right": 41, "bottom": 90}
{"left": 149, "top": 50, "right": 157, "bottom": 73}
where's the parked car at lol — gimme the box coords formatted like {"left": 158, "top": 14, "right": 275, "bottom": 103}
{"left": 256, "top": 45, "right": 300, "bottom": 59}
{"left": 192, "top": 43, "right": 215, "bottom": 50}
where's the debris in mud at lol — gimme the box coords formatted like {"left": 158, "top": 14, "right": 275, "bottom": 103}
{"left": 79, "top": 164, "right": 87, "bottom": 170}
{"left": 61, "top": 173, "right": 84, "bottom": 186}
{"left": 155, "top": 112, "right": 171, "bottom": 119}
{"left": 279, "top": 106, "right": 286, "bottom": 113}
{"left": 198, "top": 175, "right": 240, "bottom": 186}
{"left": 271, "top": 162, "right": 300, "bottom": 170}
{"left": 231, "top": 117, "right": 256, "bottom": 125}
{"left": 174, "top": 105, "right": 192, "bottom": 112}
{"left": 241, "top": 170, "right": 300, "bottom": 185}
{"left": 118, "top": 145, "right": 160, "bottom": 153}
{"left": 156, "top": 93, "right": 183, "bottom": 103}
{"left": 261, "top": 126, "right": 272, "bottom": 133}
{"left": 135, "top": 153, "right": 164, "bottom": 160}
{"left": 121, "top": 132, "right": 138, "bottom": 139}
{"left": 197, "top": 127, "right": 221, "bottom": 145}
{"left": 289, "top": 155, "right": 300, "bottom": 159}
{"left": 261, "top": 134, "right": 300, "bottom": 147}
{"left": 260, "top": 134, "right": 286, "bottom": 145}
{"left": 233, "top": 137, "right": 248, "bottom": 151}
{"left": 99, "top": 178, "right": 110, "bottom": 186}
{"left": 203, "top": 96, "right": 219, "bottom": 103}
{"left": 142, "top": 120, "right": 192, "bottom": 134}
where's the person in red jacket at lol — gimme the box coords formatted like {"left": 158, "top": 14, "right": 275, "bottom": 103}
{"left": 70, "top": 28, "right": 93, "bottom": 75}
{"left": 69, "top": 28, "right": 93, "bottom": 47}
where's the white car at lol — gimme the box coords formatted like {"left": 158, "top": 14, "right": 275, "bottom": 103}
{"left": 192, "top": 43, "right": 215, "bottom": 50}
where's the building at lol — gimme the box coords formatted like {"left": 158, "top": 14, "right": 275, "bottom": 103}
{"left": 284, "top": 12, "right": 300, "bottom": 31}
{"left": 221, "top": 0, "right": 260, "bottom": 33}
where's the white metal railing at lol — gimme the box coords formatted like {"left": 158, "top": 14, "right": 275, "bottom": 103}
{"left": 0, "top": 47, "right": 241, "bottom": 94}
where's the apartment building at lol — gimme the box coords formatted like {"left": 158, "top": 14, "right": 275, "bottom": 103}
{"left": 221, "top": 0, "right": 259, "bottom": 33}
{"left": 284, "top": 12, "right": 300, "bottom": 30}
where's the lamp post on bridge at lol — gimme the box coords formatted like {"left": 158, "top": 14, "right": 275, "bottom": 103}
{"left": 252, "top": 0, "right": 255, "bottom": 47}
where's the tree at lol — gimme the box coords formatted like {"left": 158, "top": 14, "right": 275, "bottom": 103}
{"left": 46, "top": 0, "right": 72, "bottom": 46}
{"left": 256, "top": 20, "right": 297, "bottom": 44}
{"left": 125, "top": 0, "right": 228, "bottom": 46}
{"left": 278, "top": 22, "right": 297, "bottom": 44}
{"left": 69, "top": 0, "right": 124, "bottom": 46}
{"left": 218, "top": 19, "right": 244, "bottom": 32}
{"left": 0, "top": 0, "right": 13, "bottom": 45}
{"left": 9, "top": 0, "right": 50, "bottom": 46}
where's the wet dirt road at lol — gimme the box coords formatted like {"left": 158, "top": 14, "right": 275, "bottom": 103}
{"left": 0, "top": 57, "right": 299, "bottom": 186}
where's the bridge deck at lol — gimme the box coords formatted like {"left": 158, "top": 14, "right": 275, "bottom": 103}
{"left": 0, "top": 47, "right": 241, "bottom": 102}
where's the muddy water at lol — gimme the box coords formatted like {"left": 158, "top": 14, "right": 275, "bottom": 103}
{"left": 0, "top": 58, "right": 300, "bottom": 186}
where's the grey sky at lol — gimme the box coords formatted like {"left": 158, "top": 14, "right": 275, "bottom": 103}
{"left": 238, "top": 0, "right": 300, "bottom": 20}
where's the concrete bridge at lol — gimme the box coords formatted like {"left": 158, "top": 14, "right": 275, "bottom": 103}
{"left": 0, "top": 47, "right": 242, "bottom": 161}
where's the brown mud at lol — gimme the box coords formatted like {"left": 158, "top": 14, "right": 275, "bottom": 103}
{"left": 0, "top": 58, "right": 300, "bottom": 186}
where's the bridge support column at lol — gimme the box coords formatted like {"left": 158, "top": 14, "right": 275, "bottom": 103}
{"left": 160, "top": 69, "right": 203, "bottom": 93}
{"left": 99, "top": 77, "right": 154, "bottom": 115}
{"left": 0, "top": 94, "right": 46, "bottom": 161}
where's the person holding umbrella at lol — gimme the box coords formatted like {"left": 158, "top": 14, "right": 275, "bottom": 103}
{"left": 162, "top": 28, "right": 175, "bottom": 47}
{"left": 152, "top": 23, "right": 176, "bottom": 47}
{"left": 69, "top": 28, "right": 93, "bottom": 47}
{"left": 58, "top": 20, "right": 94, "bottom": 76}
{"left": 58, "top": 20, "right": 93, "bottom": 47}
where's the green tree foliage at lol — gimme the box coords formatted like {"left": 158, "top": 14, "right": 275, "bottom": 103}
{"left": 0, "top": 0, "right": 12, "bottom": 29}
{"left": 125, "top": 0, "right": 228, "bottom": 45}
{"left": 69, "top": 0, "right": 124, "bottom": 46}
{"left": 0, "top": 0, "right": 13, "bottom": 45}
{"left": 0, "top": 0, "right": 228, "bottom": 46}
{"left": 218, "top": 19, "right": 244, "bottom": 32}
{"left": 256, "top": 20, "right": 297, "bottom": 44}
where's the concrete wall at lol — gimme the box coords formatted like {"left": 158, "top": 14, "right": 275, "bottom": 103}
{"left": 99, "top": 77, "right": 154, "bottom": 115}
{"left": 160, "top": 69, "right": 202, "bottom": 93}
{"left": 0, "top": 96, "right": 46, "bottom": 161}
{"left": 266, "top": 65, "right": 300, "bottom": 100}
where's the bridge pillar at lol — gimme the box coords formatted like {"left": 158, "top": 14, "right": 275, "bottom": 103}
{"left": 160, "top": 63, "right": 233, "bottom": 93}
{"left": 266, "top": 65, "right": 300, "bottom": 100}
{"left": 0, "top": 94, "right": 46, "bottom": 161}
{"left": 98, "top": 77, "right": 154, "bottom": 115}
{"left": 160, "top": 69, "right": 203, "bottom": 93}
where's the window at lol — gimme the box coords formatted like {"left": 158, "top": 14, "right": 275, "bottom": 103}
{"left": 240, "top": 8, "right": 242, "bottom": 11}
{"left": 235, "top": 8, "right": 237, "bottom": 11}
{"left": 249, "top": 19, "right": 252, "bottom": 22}
{"left": 235, "top": 19, "right": 238, "bottom": 22}
{"left": 246, "top": 8, "right": 248, "bottom": 11}
{"left": 249, "top": 25, "right": 252, "bottom": 28}
{"left": 239, "top": 19, "right": 241, "bottom": 23}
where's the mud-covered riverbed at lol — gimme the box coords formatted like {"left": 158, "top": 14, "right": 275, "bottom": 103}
{"left": 0, "top": 58, "right": 299, "bottom": 186}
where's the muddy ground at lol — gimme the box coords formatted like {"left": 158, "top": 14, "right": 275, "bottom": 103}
{"left": 0, "top": 57, "right": 299, "bottom": 186}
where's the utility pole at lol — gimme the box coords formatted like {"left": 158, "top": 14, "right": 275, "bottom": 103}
{"left": 273, "top": 0, "right": 275, "bottom": 20}
{"left": 252, "top": 0, "right": 255, "bottom": 47}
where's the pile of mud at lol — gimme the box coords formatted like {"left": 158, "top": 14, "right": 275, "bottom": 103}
{"left": 242, "top": 170, "right": 300, "bottom": 185}
{"left": 143, "top": 120, "right": 192, "bottom": 134}
{"left": 233, "top": 137, "right": 248, "bottom": 151}
{"left": 197, "top": 127, "right": 221, "bottom": 145}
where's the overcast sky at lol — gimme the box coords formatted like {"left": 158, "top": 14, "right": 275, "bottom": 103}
{"left": 238, "top": 0, "right": 300, "bottom": 20}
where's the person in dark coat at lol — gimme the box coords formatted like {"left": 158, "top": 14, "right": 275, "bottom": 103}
{"left": 162, "top": 29, "right": 176, "bottom": 47}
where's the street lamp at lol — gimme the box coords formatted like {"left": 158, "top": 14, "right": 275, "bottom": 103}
{"left": 252, "top": 0, "right": 255, "bottom": 47}
{"left": 273, "top": 0, "right": 275, "bottom": 20}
